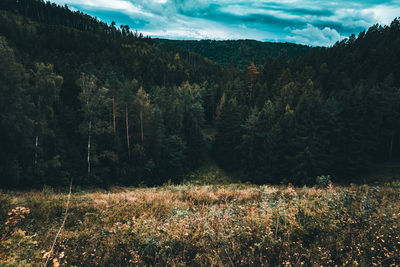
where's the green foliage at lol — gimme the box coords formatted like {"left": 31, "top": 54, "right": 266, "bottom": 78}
{"left": 160, "top": 135, "right": 186, "bottom": 183}
{"left": 184, "top": 161, "right": 240, "bottom": 185}
{"left": 214, "top": 19, "right": 400, "bottom": 185}
{"left": 316, "top": 175, "right": 333, "bottom": 188}
{"left": 157, "top": 39, "right": 313, "bottom": 70}
{"left": 0, "top": 36, "right": 33, "bottom": 187}
{"left": 0, "top": 0, "right": 400, "bottom": 188}
{"left": 214, "top": 98, "right": 245, "bottom": 170}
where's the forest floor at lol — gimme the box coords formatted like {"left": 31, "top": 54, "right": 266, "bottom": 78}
{"left": 1, "top": 172, "right": 400, "bottom": 266}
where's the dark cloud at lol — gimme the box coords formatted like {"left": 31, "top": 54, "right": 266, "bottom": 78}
{"left": 288, "top": 8, "right": 334, "bottom": 17}
{"left": 312, "top": 21, "right": 366, "bottom": 35}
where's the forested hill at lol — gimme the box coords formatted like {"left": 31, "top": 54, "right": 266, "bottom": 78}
{"left": 156, "top": 39, "right": 314, "bottom": 69}
{"left": 0, "top": 0, "right": 229, "bottom": 87}
{"left": 213, "top": 19, "right": 400, "bottom": 185}
{"left": 0, "top": 0, "right": 400, "bottom": 189}
{"left": 0, "top": 0, "right": 233, "bottom": 188}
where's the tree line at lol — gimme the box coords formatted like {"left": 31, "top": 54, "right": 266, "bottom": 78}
{"left": 214, "top": 20, "right": 400, "bottom": 185}
{"left": 0, "top": 0, "right": 399, "bottom": 188}
{"left": 156, "top": 39, "right": 313, "bottom": 69}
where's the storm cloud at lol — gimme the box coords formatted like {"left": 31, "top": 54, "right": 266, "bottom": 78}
{"left": 52, "top": 0, "right": 400, "bottom": 46}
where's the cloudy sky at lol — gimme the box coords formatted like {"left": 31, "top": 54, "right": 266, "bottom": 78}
{"left": 52, "top": 0, "right": 400, "bottom": 46}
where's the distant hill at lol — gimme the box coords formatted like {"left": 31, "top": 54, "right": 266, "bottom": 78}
{"left": 156, "top": 39, "right": 314, "bottom": 69}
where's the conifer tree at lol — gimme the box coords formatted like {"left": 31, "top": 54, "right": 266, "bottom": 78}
{"left": 78, "top": 73, "right": 111, "bottom": 182}
{"left": 30, "top": 63, "right": 63, "bottom": 171}
{"left": 134, "top": 87, "right": 151, "bottom": 144}
{"left": 0, "top": 37, "right": 33, "bottom": 187}
{"left": 290, "top": 79, "right": 324, "bottom": 184}
{"left": 214, "top": 98, "right": 245, "bottom": 169}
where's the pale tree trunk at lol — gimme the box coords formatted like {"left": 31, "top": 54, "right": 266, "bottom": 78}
{"left": 34, "top": 95, "right": 41, "bottom": 166}
{"left": 126, "top": 104, "right": 130, "bottom": 158}
{"left": 34, "top": 136, "right": 39, "bottom": 165}
{"left": 87, "top": 120, "right": 91, "bottom": 176}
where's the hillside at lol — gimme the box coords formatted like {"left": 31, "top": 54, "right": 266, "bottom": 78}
{"left": 0, "top": 0, "right": 232, "bottom": 188}
{"left": 156, "top": 39, "right": 314, "bottom": 69}
{"left": 1, "top": 1, "right": 400, "bottom": 266}
{"left": 212, "top": 19, "right": 400, "bottom": 185}
{"left": 0, "top": 0, "right": 400, "bottom": 190}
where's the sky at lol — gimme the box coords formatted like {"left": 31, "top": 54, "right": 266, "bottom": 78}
{"left": 51, "top": 0, "right": 400, "bottom": 47}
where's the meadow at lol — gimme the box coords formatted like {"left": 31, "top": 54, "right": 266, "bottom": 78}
{"left": 1, "top": 181, "right": 400, "bottom": 266}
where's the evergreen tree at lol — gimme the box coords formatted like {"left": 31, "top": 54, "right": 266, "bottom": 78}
{"left": 160, "top": 135, "right": 186, "bottom": 183}
{"left": 255, "top": 100, "right": 283, "bottom": 183}
{"left": 0, "top": 36, "right": 33, "bottom": 187}
{"left": 77, "top": 73, "right": 112, "bottom": 185}
{"left": 290, "top": 80, "right": 325, "bottom": 184}
{"left": 241, "top": 107, "right": 261, "bottom": 180}
{"left": 214, "top": 98, "right": 245, "bottom": 170}
{"left": 133, "top": 87, "right": 152, "bottom": 144}
{"left": 30, "top": 62, "right": 63, "bottom": 184}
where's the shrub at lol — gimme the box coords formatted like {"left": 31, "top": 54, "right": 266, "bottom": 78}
{"left": 316, "top": 175, "right": 332, "bottom": 188}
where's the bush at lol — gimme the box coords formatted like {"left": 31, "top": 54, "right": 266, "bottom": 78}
{"left": 316, "top": 175, "right": 332, "bottom": 188}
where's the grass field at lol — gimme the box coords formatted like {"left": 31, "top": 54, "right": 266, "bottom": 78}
{"left": 1, "top": 182, "right": 400, "bottom": 266}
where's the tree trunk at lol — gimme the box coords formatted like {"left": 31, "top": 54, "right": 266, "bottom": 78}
{"left": 34, "top": 135, "right": 39, "bottom": 165}
{"left": 34, "top": 95, "right": 41, "bottom": 166}
{"left": 126, "top": 104, "right": 130, "bottom": 158}
{"left": 87, "top": 120, "right": 92, "bottom": 176}
{"left": 112, "top": 96, "right": 116, "bottom": 134}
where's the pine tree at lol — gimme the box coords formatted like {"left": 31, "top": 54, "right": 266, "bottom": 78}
{"left": 120, "top": 79, "right": 138, "bottom": 158}
{"left": 160, "top": 135, "right": 186, "bottom": 183}
{"left": 184, "top": 93, "right": 207, "bottom": 169}
{"left": 214, "top": 98, "right": 245, "bottom": 169}
{"left": 0, "top": 37, "right": 33, "bottom": 187}
{"left": 290, "top": 79, "right": 325, "bottom": 184}
{"left": 77, "top": 73, "right": 112, "bottom": 183}
{"left": 241, "top": 107, "right": 260, "bottom": 179}
{"left": 256, "top": 100, "right": 283, "bottom": 183}
{"left": 134, "top": 87, "right": 151, "bottom": 144}
{"left": 30, "top": 63, "right": 63, "bottom": 182}
{"left": 246, "top": 62, "right": 259, "bottom": 104}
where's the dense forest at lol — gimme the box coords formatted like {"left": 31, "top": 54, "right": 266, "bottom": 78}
{"left": 0, "top": 0, "right": 399, "bottom": 188}
{"left": 156, "top": 39, "right": 313, "bottom": 69}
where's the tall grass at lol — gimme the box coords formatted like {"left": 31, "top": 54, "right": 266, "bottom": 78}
{"left": 1, "top": 184, "right": 400, "bottom": 266}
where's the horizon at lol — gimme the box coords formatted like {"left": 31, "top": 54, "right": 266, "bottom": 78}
{"left": 50, "top": 0, "right": 400, "bottom": 47}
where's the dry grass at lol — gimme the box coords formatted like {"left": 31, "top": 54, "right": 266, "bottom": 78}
{"left": 1, "top": 184, "right": 400, "bottom": 266}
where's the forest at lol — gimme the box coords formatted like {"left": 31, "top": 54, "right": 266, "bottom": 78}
{"left": 0, "top": 0, "right": 400, "bottom": 189}
{"left": 156, "top": 39, "right": 313, "bottom": 69}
